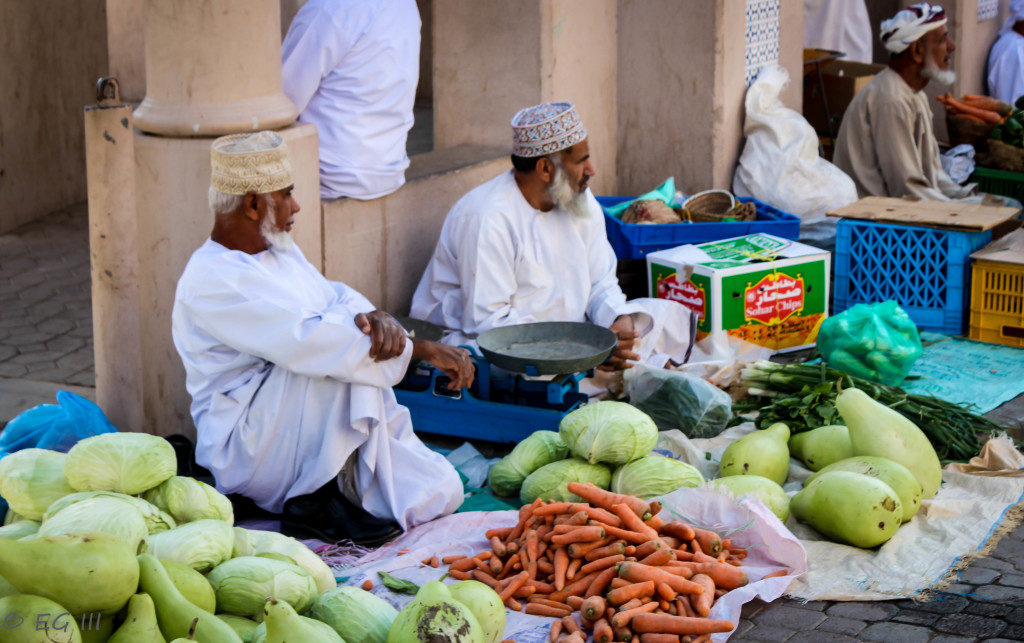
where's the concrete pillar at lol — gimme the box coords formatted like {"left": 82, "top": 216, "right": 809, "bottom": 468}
{"left": 433, "top": 0, "right": 618, "bottom": 196}
{"left": 133, "top": 0, "right": 297, "bottom": 136}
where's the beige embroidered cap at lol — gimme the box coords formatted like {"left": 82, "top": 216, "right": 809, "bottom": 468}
{"left": 511, "top": 101, "right": 587, "bottom": 158}
{"left": 210, "top": 131, "right": 294, "bottom": 195}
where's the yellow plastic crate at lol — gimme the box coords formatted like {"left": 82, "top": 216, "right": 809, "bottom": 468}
{"left": 969, "top": 259, "right": 1024, "bottom": 347}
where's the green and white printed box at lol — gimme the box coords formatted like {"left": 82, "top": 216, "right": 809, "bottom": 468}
{"left": 647, "top": 233, "right": 831, "bottom": 353}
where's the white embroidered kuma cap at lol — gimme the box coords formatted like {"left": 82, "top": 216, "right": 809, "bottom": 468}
{"left": 210, "top": 131, "right": 294, "bottom": 195}
{"left": 511, "top": 101, "right": 588, "bottom": 158}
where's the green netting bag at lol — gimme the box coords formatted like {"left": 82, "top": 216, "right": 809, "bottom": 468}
{"left": 817, "top": 301, "right": 923, "bottom": 385}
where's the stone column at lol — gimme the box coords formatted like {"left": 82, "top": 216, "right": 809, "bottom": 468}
{"left": 133, "top": 0, "right": 298, "bottom": 136}
{"left": 432, "top": 0, "right": 618, "bottom": 196}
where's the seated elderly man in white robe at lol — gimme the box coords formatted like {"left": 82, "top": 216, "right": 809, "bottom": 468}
{"left": 988, "top": 0, "right": 1024, "bottom": 106}
{"left": 833, "top": 3, "right": 979, "bottom": 202}
{"left": 172, "top": 132, "right": 474, "bottom": 546}
{"left": 410, "top": 102, "right": 697, "bottom": 380}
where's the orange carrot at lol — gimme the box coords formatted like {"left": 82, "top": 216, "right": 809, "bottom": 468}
{"left": 568, "top": 537, "right": 613, "bottom": 558}
{"left": 579, "top": 553, "right": 626, "bottom": 577}
{"left": 613, "top": 624, "right": 634, "bottom": 642}
{"left": 429, "top": 556, "right": 440, "bottom": 568}
{"left": 761, "top": 569, "right": 788, "bottom": 579}
{"left": 553, "top": 547, "right": 570, "bottom": 591}
{"left": 673, "top": 561, "right": 748, "bottom": 590}
{"left": 634, "top": 540, "right": 664, "bottom": 559}
{"left": 499, "top": 571, "right": 530, "bottom": 602}
{"left": 639, "top": 547, "right": 676, "bottom": 567}
{"left": 676, "top": 596, "right": 695, "bottom": 618}
{"left": 561, "top": 570, "right": 601, "bottom": 597}
{"left": 581, "top": 595, "right": 607, "bottom": 622}
{"left": 486, "top": 527, "right": 514, "bottom": 540}
{"left": 611, "top": 504, "right": 660, "bottom": 541}
{"left": 593, "top": 618, "right": 614, "bottom": 643}
{"left": 361, "top": 579, "right": 373, "bottom": 590}
{"left": 561, "top": 633, "right": 585, "bottom": 643}
{"left": 945, "top": 96, "right": 1004, "bottom": 123}
{"left": 471, "top": 569, "right": 498, "bottom": 587}
{"left": 617, "top": 562, "right": 704, "bottom": 596}
{"left": 450, "top": 557, "right": 479, "bottom": 572}
{"left": 530, "top": 597, "right": 572, "bottom": 610}
{"left": 954, "top": 113, "right": 986, "bottom": 123}
{"left": 691, "top": 527, "right": 722, "bottom": 556}
{"left": 584, "top": 566, "right": 619, "bottom": 599}
{"left": 533, "top": 502, "right": 575, "bottom": 516}
{"left": 566, "top": 482, "right": 652, "bottom": 520}
{"left": 568, "top": 503, "right": 623, "bottom": 527}
{"left": 566, "top": 557, "right": 582, "bottom": 581}
{"left": 612, "top": 601, "right": 659, "bottom": 629}
{"left": 585, "top": 540, "right": 627, "bottom": 562}
{"left": 655, "top": 581, "right": 677, "bottom": 601}
{"left": 491, "top": 536, "right": 507, "bottom": 557}
{"left": 548, "top": 620, "right": 562, "bottom": 643}
{"left": 660, "top": 522, "right": 696, "bottom": 542}
{"left": 551, "top": 525, "right": 606, "bottom": 545}
{"left": 449, "top": 569, "right": 471, "bottom": 580}
{"left": 639, "top": 635, "right": 681, "bottom": 643}
{"left": 566, "top": 595, "right": 585, "bottom": 610}
{"left": 507, "top": 596, "right": 523, "bottom": 612}
{"left": 524, "top": 603, "right": 572, "bottom": 618}
{"left": 690, "top": 574, "right": 715, "bottom": 617}
{"left": 526, "top": 530, "right": 539, "bottom": 562}
{"left": 607, "top": 580, "right": 657, "bottom": 606}
{"left": 537, "top": 558, "right": 554, "bottom": 576}
{"left": 618, "top": 598, "right": 644, "bottom": 612}
{"left": 660, "top": 536, "right": 682, "bottom": 550}
{"left": 609, "top": 577, "right": 632, "bottom": 591}
{"left": 561, "top": 614, "right": 581, "bottom": 634}
{"left": 397, "top": 548, "right": 409, "bottom": 556}
{"left": 442, "top": 554, "right": 467, "bottom": 564}
{"left": 600, "top": 523, "right": 651, "bottom": 545}
{"left": 630, "top": 613, "right": 734, "bottom": 635}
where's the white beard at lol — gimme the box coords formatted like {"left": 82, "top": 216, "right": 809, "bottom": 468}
{"left": 260, "top": 212, "right": 295, "bottom": 252}
{"left": 922, "top": 56, "right": 956, "bottom": 86}
{"left": 549, "top": 162, "right": 590, "bottom": 219}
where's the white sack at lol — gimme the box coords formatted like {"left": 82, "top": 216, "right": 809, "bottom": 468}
{"left": 733, "top": 66, "right": 859, "bottom": 246}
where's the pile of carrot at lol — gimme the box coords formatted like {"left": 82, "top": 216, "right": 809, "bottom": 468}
{"left": 936, "top": 93, "right": 1011, "bottom": 125}
{"left": 438, "top": 482, "right": 769, "bottom": 643}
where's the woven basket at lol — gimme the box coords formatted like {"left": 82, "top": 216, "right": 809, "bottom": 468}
{"left": 681, "top": 190, "right": 736, "bottom": 223}
{"left": 986, "top": 138, "right": 1024, "bottom": 174}
{"left": 946, "top": 111, "right": 996, "bottom": 154}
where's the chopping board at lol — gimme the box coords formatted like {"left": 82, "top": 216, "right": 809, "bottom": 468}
{"left": 827, "top": 196, "right": 1020, "bottom": 231}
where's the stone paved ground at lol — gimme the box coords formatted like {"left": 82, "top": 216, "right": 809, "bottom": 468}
{"left": 1, "top": 204, "right": 1023, "bottom": 642}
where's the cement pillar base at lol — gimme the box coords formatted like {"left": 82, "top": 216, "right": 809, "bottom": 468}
{"left": 133, "top": 94, "right": 298, "bottom": 137}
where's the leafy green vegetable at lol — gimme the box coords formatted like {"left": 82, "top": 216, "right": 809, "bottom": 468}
{"left": 488, "top": 431, "right": 568, "bottom": 497}
{"left": 625, "top": 366, "right": 732, "bottom": 438}
{"left": 559, "top": 401, "right": 657, "bottom": 465}
{"left": 379, "top": 571, "right": 420, "bottom": 595}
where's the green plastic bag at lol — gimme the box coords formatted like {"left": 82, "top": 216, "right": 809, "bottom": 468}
{"left": 817, "top": 301, "right": 923, "bottom": 385}
{"left": 603, "top": 177, "right": 677, "bottom": 219}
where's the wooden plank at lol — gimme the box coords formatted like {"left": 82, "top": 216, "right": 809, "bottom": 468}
{"left": 826, "top": 196, "right": 1020, "bottom": 231}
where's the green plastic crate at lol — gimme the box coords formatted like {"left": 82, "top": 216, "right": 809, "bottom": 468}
{"left": 971, "top": 166, "right": 1024, "bottom": 202}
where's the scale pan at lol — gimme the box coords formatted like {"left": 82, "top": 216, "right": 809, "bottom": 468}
{"left": 477, "top": 322, "right": 617, "bottom": 375}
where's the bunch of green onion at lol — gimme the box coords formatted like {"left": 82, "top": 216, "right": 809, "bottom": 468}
{"left": 735, "top": 360, "right": 1007, "bottom": 462}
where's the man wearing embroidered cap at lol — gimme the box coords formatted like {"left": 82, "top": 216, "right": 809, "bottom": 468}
{"left": 833, "top": 3, "right": 980, "bottom": 201}
{"left": 987, "top": 0, "right": 1024, "bottom": 105}
{"left": 171, "top": 131, "right": 473, "bottom": 546}
{"left": 410, "top": 102, "right": 698, "bottom": 378}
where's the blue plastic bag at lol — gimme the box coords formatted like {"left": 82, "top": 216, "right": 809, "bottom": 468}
{"left": 0, "top": 391, "right": 118, "bottom": 455}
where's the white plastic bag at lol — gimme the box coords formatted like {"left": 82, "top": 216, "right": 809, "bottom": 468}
{"left": 733, "top": 66, "right": 858, "bottom": 246}
{"left": 625, "top": 363, "right": 733, "bottom": 438}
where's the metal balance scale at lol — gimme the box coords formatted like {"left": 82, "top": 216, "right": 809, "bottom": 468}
{"left": 393, "top": 321, "right": 618, "bottom": 444}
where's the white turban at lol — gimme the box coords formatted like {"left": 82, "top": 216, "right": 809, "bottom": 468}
{"left": 1002, "top": 0, "right": 1024, "bottom": 35}
{"left": 880, "top": 3, "right": 947, "bottom": 54}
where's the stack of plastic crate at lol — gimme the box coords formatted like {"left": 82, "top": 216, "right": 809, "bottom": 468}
{"left": 968, "top": 231, "right": 1024, "bottom": 347}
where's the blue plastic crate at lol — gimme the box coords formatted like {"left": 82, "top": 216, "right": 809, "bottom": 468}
{"left": 597, "top": 196, "right": 801, "bottom": 260}
{"left": 833, "top": 219, "right": 992, "bottom": 335}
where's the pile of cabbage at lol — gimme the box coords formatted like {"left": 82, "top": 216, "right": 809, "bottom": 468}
{"left": 0, "top": 431, "right": 405, "bottom": 643}
{"left": 488, "top": 401, "right": 704, "bottom": 503}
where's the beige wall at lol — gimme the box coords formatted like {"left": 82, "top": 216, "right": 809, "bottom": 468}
{"left": 323, "top": 145, "right": 509, "bottom": 313}
{"left": 107, "top": 0, "right": 145, "bottom": 102}
{"left": 0, "top": 0, "right": 108, "bottom": 234}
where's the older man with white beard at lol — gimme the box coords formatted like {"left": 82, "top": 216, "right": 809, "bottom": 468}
{"left": 833, "top": 3, "right": 983, "bottom": 202}
{"left": 410, "top": 102, "right": 697, "bottom": 376}
{"left": 171, "top": 131, "right": 474, "bottom": 546}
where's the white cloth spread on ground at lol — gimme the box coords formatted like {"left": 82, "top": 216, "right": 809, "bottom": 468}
{"left": 171, "top": 239, "right": 462, "bottom": 527}
{"left": 281, "top": 0, "right": 420, "bottom": 200}
{"left": 988, "top": 31, "right": 1024, "bottom": 106}
{"left": 409, "top": 170, "right": 697, "bottom": 367}
{"left": 804, "top": 0, "right": 873, "bottom": 63}
{"left": 833, "top": 68, "right": 977, "bottom": 202}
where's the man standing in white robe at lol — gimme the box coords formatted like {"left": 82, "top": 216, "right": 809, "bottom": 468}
{"left": 281, "top": 0, "right": 420, "bottom": 200}
{"left": 410, "top": 102, "right": 698, "bottom": 380}
{"left": 804, "top": 0, "right": 873, "bottom": 64}
{"left": 172, "top": 132, "right": 473, "bottom": 546}
{"left": 987, "top": 0, "right": 1024, "bottom": 106}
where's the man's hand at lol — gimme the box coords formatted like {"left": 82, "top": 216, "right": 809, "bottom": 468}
{"left": 600, "top": 314, "right": 640, "bottom": 372}
{"left": 412, "top": 340, "right": 475, "bottom": 391}
{"left": 355, "top": 310, "right": 407, "bottom": 362}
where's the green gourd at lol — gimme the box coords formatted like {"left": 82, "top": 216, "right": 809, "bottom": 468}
{"left": 836, "top": 388, "right": 942, "bottom": 499}
{"left": 806, "top": 456, "right": 923, "bottom": 523}
{"left": 109, "top": 593, "right": 166, "bottom": 643}
{"left": 719, "top": 422, "right": 791, "bottom": 485}
{"left": 262, "top": 598, "right": 344, "bottom": 643}
{"left": 136, "top": 554, "right": 241, "bottom": 643}
{"left": 791, "top": 470, "right": 902, "bottom": 548}
{"left": 0, "top": 532, "right": 139, "bottom": 615}
{"left": 0, "top": 594, "right": 83, "bottom": 643}
{"left": 78, "top": 613, "right": 115, "bottom": 643}
{"left": 788, "top": 425, "right": 854, "bottom": 471}
{"left": 158, "top": 559, "right": 216, "bottom": 614}
{"left": 216, "top": 615, "right": 260, "bottom": 643}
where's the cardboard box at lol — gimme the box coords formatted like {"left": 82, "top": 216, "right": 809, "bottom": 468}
{"left": 647, "top": 234, "right": 831, "bottom": 353}
{"left": 803, "top": 59, "right": 885, "bottom": 135}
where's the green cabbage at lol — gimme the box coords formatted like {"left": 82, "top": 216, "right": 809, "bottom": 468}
{"left": 44, "top": 490, "right": 176, "bottom": 534}
{"left": 310, "top": 586, "right": 398, "bottom": 643}
{"left": 488, "top": 430, "right": 568, "bottom": 497}
{"left": 610, "top": 454, "right": 704, "bottom": 499}
{"left": 36, "top": 496, "right": 148, "bottom": 550}
{"left": 520, "top": 458, "right": 612, "bottom": 504}
{"left": 232, "top": 527, "right": 336, "bottom": 593}
{"left": 0, "top": 520, "right": 39, "bottom": 540}
{"left": 0, "top": 449, "right": 76, "bottom": 520}
{"left": 559, "top": 401, "right": 657, "bottom": 465}
{"left": 143, "top": 475, "right": 234, "bottom": 525}
{"left": 144, "top": 518, "right": 234, "bottom": 572}
{"left": 206, "top": 556, "right": 318, "bottom": 618}
{"left": 64, "top": 432, "right": 177, "bottom": 495}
